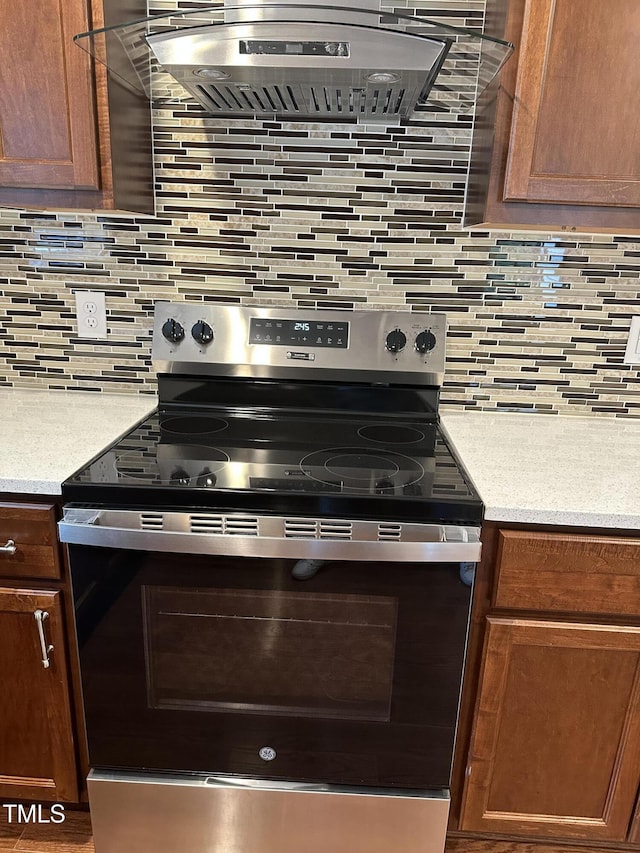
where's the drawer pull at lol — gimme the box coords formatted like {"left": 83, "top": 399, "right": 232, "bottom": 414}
{"left": 34, "top": 610, "right": 54, "bottom": 669}
{"left": 0, "top": 539, "right": 16, "bottom": 555}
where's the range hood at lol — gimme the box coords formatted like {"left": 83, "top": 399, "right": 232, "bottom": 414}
{"left": 74, "top": 2, "right": 513, "bottom": 122}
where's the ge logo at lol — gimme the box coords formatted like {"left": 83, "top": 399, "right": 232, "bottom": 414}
{"left": 259, "top": 746, "right": 277, "bottom": 762}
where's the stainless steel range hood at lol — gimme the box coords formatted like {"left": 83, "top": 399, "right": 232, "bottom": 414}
{"left": 146, "top": 22, "right": 449, "bottom": 120}
{"left": 74, "top": 2, "right": 513, "bottom": 122}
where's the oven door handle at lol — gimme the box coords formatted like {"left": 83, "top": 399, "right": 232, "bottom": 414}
{"left": 58, "top": 508, "right": 482, "bottom": 563}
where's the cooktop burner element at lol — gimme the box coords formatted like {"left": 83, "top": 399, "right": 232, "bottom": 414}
{"left": 357, "top": 424, "right": 426, "bottom": 444}
{"left": 160, "top": 416, "right": 229, "bottom": 435}
{"left": 300, "top": 447, "right": 425, "bottom": 490}
{"left": 324, "top": 452, "right": 401, "bottom": 479}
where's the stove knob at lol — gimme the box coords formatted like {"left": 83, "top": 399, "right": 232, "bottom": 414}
{"left": 385, "top": 329, "right": 406, "bottom": 354}
{"left": 415, "top": 330, "right": 436, "bottom": 354}
{"left": 196, "top": 468, "right": 216, "bottom": 488}
{"left": 170, "top": 467, "right": 191, "bottom": 486}
{"left": 162, "top": 319, "right": 185, "bottom": 343}
{"left": 191, "top": 320, "right": 214, "bottom": 346}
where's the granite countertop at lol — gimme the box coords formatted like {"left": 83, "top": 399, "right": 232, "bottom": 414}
{"left": 0, "top": 388, "right": 156, "bottom": 495}
{"left": 440, "top": 411, "right": 640, "bottom": 530}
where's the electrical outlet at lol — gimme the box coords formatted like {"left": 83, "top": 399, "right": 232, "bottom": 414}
{"left": 75, "top": 291, "right": 107, "bottom": 339}
{"left": 624, "top": 316, "right": 640, "bottom": 366}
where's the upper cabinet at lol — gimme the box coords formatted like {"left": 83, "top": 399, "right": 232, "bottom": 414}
{"left": 0, "top": 0, "right": 154, "bottom": 214}
{"left": 465, "top": 0, "right": 640, "bottom": 233}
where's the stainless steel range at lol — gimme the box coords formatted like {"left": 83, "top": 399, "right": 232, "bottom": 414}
{"left": 59, "top": 303, "right": 482, "bottom": 853}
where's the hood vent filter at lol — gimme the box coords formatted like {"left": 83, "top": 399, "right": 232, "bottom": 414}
{"left": 194, "top": 83, "right": 409, "bottom": 118}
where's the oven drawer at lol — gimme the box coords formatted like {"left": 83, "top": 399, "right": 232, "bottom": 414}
{"left": 0, "top": 503, "right": 61, "bottom": 580}
{"left": 494, "top": 530, "right": 640, "bottom": 616}
{"left": 89, "top": 771, "right": 450, "bottom": 853}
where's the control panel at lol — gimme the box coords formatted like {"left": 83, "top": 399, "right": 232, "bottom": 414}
{"left": 249, "top": 318, "right": 349, "bottom": 348}
{"left": 153, "top": 303, "right": 446, "bottom": 386}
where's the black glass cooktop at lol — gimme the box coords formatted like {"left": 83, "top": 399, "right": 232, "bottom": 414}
{"left": 64, "top": 408, "right": 482, "bottom": 525}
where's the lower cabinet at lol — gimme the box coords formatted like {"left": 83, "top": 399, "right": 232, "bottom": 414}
{"left": 459, "top": 526, "right": 640, "bottom": 846}
{"left": 0, "top": 586, "right": 78, "bottom": 802}
{"left": 461, "top": 616, "right": 640, "bottom": 841}
{"left": 0, "top": 500, "right": 80, "bottom": 803}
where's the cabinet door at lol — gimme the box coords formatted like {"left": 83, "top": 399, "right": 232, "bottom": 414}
{"left": 504, "top": 0, "right": 640, "bottom": 207}
{"left": 0, "top": 587, "right": 78, "bottom": 802}
{"left": 0, "top": 0, "right": 99, "bottom": 191}
{"left": 460, "top": 617, "right": 640, "bottom": 841}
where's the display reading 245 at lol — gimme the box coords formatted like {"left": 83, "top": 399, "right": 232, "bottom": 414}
{"left": 249, "top": 318, "right": 349, "bottom": 348}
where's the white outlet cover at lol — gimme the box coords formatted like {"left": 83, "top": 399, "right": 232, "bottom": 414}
{"left": 75, "top": 290, "right": 107, "bottom": 339}
{"left": 624, "top": 316, "right": 640, "bottom": 366}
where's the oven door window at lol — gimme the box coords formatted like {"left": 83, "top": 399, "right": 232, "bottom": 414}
{"left": 144, "top": 587, "right": 396, "bottom": 722}
{"left": 71, "top": 549, "right": 470, "bottom": 789}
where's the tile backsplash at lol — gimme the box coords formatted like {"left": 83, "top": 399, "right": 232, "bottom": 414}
{"left": 0, "top": 1, "right": 638, "bottom": 417}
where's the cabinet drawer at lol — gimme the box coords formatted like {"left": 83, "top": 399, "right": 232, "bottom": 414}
{"left": 494, "top": 530, "right": 640, "bottom": 616}
{"left": 0, "top": 503, "right": 61, "bottom": 580}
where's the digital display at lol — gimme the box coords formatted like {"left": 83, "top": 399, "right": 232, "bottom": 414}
{"left": 240, "top": 40, "right": 350, "bottom": 57}
{"left": 249, "top": 318, "right": 349, "bottom": 348}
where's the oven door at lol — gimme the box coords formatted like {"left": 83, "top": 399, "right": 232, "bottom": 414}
{"left": 66, "top": 535, "right": 471, "bottom": 791}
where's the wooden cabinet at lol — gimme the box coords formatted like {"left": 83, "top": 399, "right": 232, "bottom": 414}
{"left": 461, "top": 617, "right": 640, "bottom": 841}
{"left": 0, "top": 501, "right": 80, "bottom": 802}
{"left": 459, "top": 525, "right": 640, "bottom": 845}
{"left": 0, "top": 587, "right": 78, "bottom": 802}
{"left": 494, "top": 530, "right": 640, "bottom": 617}
{"left": 465, "top": 0, "right": 640, "bottom": 233}
{"left": 0, "top": 0, "right": 154, "bottom": 213}
{"left": 0, "top": 502, "right": 62, "bottom": 580}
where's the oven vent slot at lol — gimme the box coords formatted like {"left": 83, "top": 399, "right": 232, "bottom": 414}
{"left": 189, "top": 515, "right": 259, "bottom": 536}
{"left": 319, "top": 521, "right": 352, "bottom": 540}
{"left": 284, "top": 519, "right": 318, "bottom": 538}
{"left": 377, "top": 523, "right": 402, "bottom": 540}
{"left": 224, "top": 517, "right": 259, "bottom": 536}
{"left": 190, "top": 515, "right": 224, "bottom": 534}
{"left": 140, "top": 513, "right": 164, "bottom": 530}
{"left": 283, "top": 520, "right": 353, "bottom": 539}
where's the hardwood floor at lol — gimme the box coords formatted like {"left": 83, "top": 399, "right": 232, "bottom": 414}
{"left": 0, "top": 810, "right": 624, "bottom": 853}
{"left": 0, "top": 810, "right": 93, "bottom": 853}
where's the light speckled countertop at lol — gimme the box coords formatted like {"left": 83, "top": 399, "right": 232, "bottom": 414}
{"left": 440, "top": 411, "right": 640, "bottom": 530}
{"left": 0, "top": 389, "right": 156, "bottom": 495}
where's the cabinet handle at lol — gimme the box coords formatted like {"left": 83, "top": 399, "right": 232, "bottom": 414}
{"left": 34, "top": 610, "right": 54, "bottom": 669}
{"left": 0, "top": 539, "right": 16, "bottom": 555}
